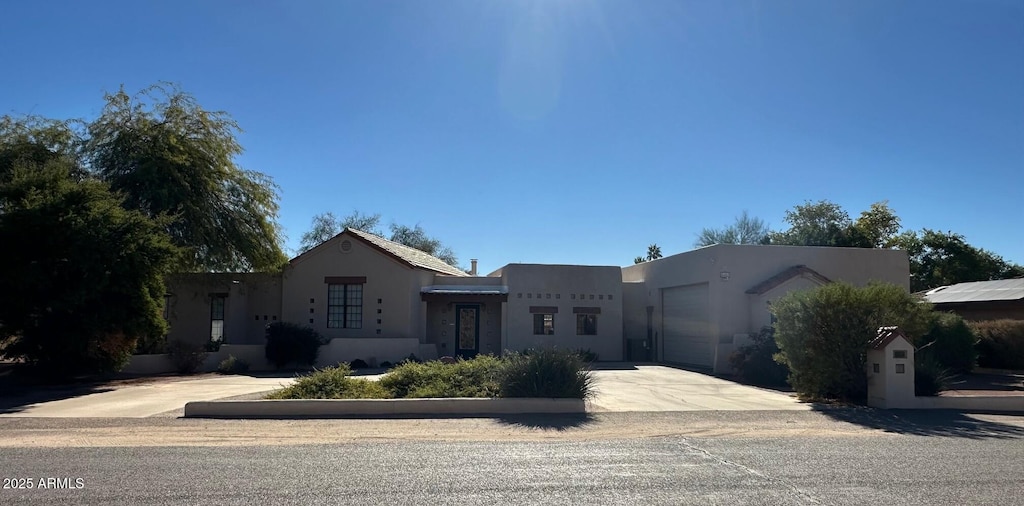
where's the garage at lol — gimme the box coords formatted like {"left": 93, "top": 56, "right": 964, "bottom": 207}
{"left": 661, "top": 283, "right": 713, "bottom": 368}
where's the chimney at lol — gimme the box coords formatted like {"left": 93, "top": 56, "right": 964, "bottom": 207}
{"left": 470, "top": 259, "right": 478, "bottom": 276}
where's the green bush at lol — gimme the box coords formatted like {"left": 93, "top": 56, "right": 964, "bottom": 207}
{"left": 217, "top": 355, "right": 250, "bottom": 375}
{"left": 729, "top": 326, "right": 789, "bottom": 387}
{"left": 379, "top": 355, "right": 502, "bottom": 398}
{"left": 773, "top": 282, "right": 933, "bottom": 402}
{"left": 266, "top": 364, "right": 391, "bottom": 399}
{"left": 167, "top": 339, "right": 208, "bottom": 374}
{"left": 264, "top": 322, "right": 324, "bottom": 369}
{"left": 499, "top": 347, "right": 593, "bottom": 399}
{"left": 970, "top": 319, "right": 1024, "bottom": 370}
{"left": 915, "top": 354, "right": 955, "bottom": 396}
{"left": 917, "top": 312, "right": 977, "bottom": 373}
{"left": 349, "top": 359, "right": 369, "bottom": 369}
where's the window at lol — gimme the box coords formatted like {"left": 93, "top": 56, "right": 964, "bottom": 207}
{"left": 533, "top": 314, "right": 554, "bottom": 335}
{"left": 210, "top": 295, "right": 226, "bottom": 343}
{"left": 327, "top": 284, "right": 363, "bottom": 329}
{"left": 893, "top": 350, "right": 907, "bottom": 359}
{"left": 163, "top": 295, "right": 172, "bottom": 320}
{"left": 576, "top": 314, "right": 598, "bottom": 335}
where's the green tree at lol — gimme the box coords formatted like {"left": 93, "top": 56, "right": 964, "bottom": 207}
{"left": 389, "top": 223, "right": 458, "bottom": 266}
{"left": 770, "top": 200, "right": 901, "bottom": 248}
{"left": 298, "top": 210, "right": 382, "bottom": 253}
{"left": 850, "top": 201, "right": 901, "bottom": 248}
{"left": 0, "top": 155, "right": 177, "bottom": 376}
{"left": 695, "top": 210, "right": 770, "bottom": 247}
{"left": 84, "top": 83, "right": 286, "bottom": 272}
{"left": 772, "top": 282, "right": 933, "bottom": 402}
{"left": 892, "top": 229, "right": 1024, "bottom": 292}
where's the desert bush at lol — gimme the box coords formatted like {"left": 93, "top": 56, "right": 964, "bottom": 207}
{"left": 217, "top": 355, "right": 250, "bottom": 375}
{"left": 773, "top": 282, "right": 933, "bottom": 402}
{"left": 379, "top": 361, "right": 392, "bottom": 369}
{"left": 379, "top": 355, "right": 502, "bottom": 398}
{"left": 167, "top": 339, "right": 208, "bottom": 374}
{"left": 499, "top": 347, "right": 593, "bottom": 399}
{"left": 135, "top": 335, "right": 167, "bottom": 355}
{"left": 914, "top": 354, "right": 955, "bottom": 396}
{"left": 266, "top": 364, "right": 390, "bottom": 399}
{"left": 575, "top": 349, "right": 599, "bottom": 362}
{"left": 970, "top": 319, "right": 1024, "bottom": 370}
{"left": 349, "top": 359, "right": 369, "bottom": 369}
{"left": 729, "top": 326, "right": 789, "bottom": 387}
{"left": 917, "top": 312, "right": 977, "bottom": 373}
{"left": 264, "top": 322, "right": 324, "bottom": 369}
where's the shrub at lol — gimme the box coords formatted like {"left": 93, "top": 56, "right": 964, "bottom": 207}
{"left": 915, "top": 354, "right": 955, "bottom": 396}
{"left": 264, "top": 322, "right": 324, "bottom": 369}
{"left": 773, "top": 282, "right": 933, "bottom": 402}
{"left": 266, "top": 364, "right": 391, "bottom": 399}
{"left": 575, "top": 349, "right": 599, "bottom": 363}
{"left": 729, "top": 326, "right": 789, "bottom": 387}
{"left": 499, "top": 347, "right": 593, "bottom": 399}
{"left": 379, "top": 361, "right": 392, "bottom": 369}
{"left": 917, "top": 312, "right": 977, "bottom": 374}
{"left": 217, "top": 355, "right": 250, "bottom": 375}
{"left": 167, "top": 339, "right": 208, "bottom": 374}
{"left": 349, "top": 359, "right": 369, "bottom": 369}
{"left": 970, "top": 319, "right": 1024, "bottom": 370}
{"left": 135, "top": 335, "right": 167, "bottom": 355}
{"left": 379, "top": 355, "right": 502, "bottom": 398}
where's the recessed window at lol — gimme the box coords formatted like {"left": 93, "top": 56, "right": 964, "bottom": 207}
{"left": 576, "top": 314, "right": 598, "bottom": 335}
{"left": 608, "top": 295, "right": 613, "bottom": 300}
{"left": 895, "top": 363, "right": 905, "bottom": 374}
{"left": 376, "top": 329, "right": 381, "bottom": 335}
{"left": 589, "top": 294, "right": 594, "bottom": 300}
{"left": 555, "top": 294, "right": 560, "bottom": 300}
{"left": 263, "top": 315, "right": 268, "bottom": 320}
{"left": 210, "top": 295, "right": 226, "bottom": 343}
{"left": 872, "top": 363, "right": 880, "bottom": 373}
{"left": 309, "top": 308, "right": 314, "bottom": 314}
{"left": 272, "top": 315, "right": 277, "bottom": 321}
{"left": 309, "top": 318, "right": 314, "bottom": 324}
{"left": 254, "top": 315, "right": 260, "bottom": 321}
{"left": 310, "top": 298, "right": 315, "bottom": 304}
{"left": 527, "top": 293, "right": 532, "bottom": 299}
{"left": 599, "top": 294, "right": 604, "bottom": 300}
{"left": 571, "top": 294, "right": 576, "bottom": 300}
{"left": 517, "top": 293, "right": 522, "bottom": 298}
{"left": 533, "top": 314, "right": 555, "bottom": 335}
{"left": 327, "top": 283, "right": 363, "bottom": 329}
{"left": 893, "top": 350, "right": 908, "bottom": 359}
{"left": 377, "top": 298, "right": 382, "bottom": 304}
{"left": 546, "top": 294, "right": 551, "bottom": 299}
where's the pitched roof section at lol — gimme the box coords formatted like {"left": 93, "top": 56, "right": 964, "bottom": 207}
{"left": 345, "top": 228, "right": 468, "bottom": 277}
{"left": 923, "top": 278, "right": 1024, "bottom": 304}
{"left": 745, "top": 265, "right": 832, "bottom": 295}
{"left": 870, "top": 326, "right": 913, "bottom": 350}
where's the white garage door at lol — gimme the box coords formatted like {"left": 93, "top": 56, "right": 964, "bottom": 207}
{"left": 662, "top": 283, "right": 713, "bottom": 368}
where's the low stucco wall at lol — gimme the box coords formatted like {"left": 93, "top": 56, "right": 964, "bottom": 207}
{"left": 912, "top": 396, "right": 1024, "bottom": 412}
{"left": 184, "top": 398, "right": 587, "bottom": 418}
{"left": 316, "top": 338, "right": 421, "bottom": 366}
{"left": 121, "top": 354, "right": 177, "bottom": 375}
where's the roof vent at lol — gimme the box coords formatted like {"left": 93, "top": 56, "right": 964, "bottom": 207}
{"left": 340, "top": 239, "right": 353, "bottom": 253}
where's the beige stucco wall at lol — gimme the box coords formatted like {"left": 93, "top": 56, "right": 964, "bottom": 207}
{"left": 282, "top": 233, "right": 430, "bottom": 340}
{"left": 622, "top": 244, "right": 910, "bottom": 373}
{"left": 498, "top": 264, "right": 624, "bottom": 361}
{"left": 165, "top": 273, "right": 282, "bottom": 348}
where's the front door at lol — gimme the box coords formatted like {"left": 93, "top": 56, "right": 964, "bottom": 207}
{"left": 454, "top": 304, "right": 480, "bottom": 359}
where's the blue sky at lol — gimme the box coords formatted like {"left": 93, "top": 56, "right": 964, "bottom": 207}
{"left": 2, "top": 0, "right": 1022, "bottom": 274}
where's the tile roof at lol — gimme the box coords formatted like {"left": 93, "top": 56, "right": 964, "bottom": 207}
{"left": 745, "top": 265, "right": 832, "bottom": 295}
{"left": 923, "top": 278, "right": 1024, "bottom": 304}
{"left": 345, "top": 228, "right": 468, "bottom": 277}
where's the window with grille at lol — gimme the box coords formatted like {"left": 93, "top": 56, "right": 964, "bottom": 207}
{"left": 327, "top": 284, "right": 363, "bottom": 329}
{"left": 210, "top": 295, "right": 226, "bottom": 342}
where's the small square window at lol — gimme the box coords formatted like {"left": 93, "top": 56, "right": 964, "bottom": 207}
{"left": 527, "top": 293, "right": 532, "bottom": 299}
{"left": 255, "top": 315, "right": 260, "bottom": 321}
{"left": 377, "top": 298, "right": 382, "bottom": 304}
{"left": 309, "top": 318, "right": 314, "bottom": 324}
{"left": 599, "top": 294, "right": 604, "bottom": 300}
{"left": 263, "top": 315, "right": 268, "bottom": 320}
{"left": 579, "top": 294, "right": 584, "bottom": 300}
{"left": 536, "top": 293, "right": 541, "bottom": 299}
{"left": 377, "top": 319, "right": 382, "bottom": 324}
{"left": 376, "top": 329, "right": 382, "bottom": 335}
{"left": 589, "top": 294, "right": 594, "bottom": 300}
{"left": 310, "top": 298, "right": 315, "bottom": 304}
{"left": 608, "top": 295, "right": 613, "bottom": 300}
{"left": 517, "top": 293, "right": 522, "bottom": 298}
{"left": 872, "top": 363, "right": 880, "bottom": 373}
{"left": 895, "top": 363, "right": 905, "bottom": 374}
{"left": 571, "top": 294, "right": 576, "bottom": 300}
{"left": 377, "top": 309, "right": 382, "bottom": 314}
{"left": 272, "top": 315, "right": 277, "bottom": 321}
{"left": 309, "top": 308, "right": 314, "bottom": 314}
{"left": 555, "top": 294, "right": 560, "bottom": 299}
{"left": 546, "top": 294, "right": 551, "bottom": 299}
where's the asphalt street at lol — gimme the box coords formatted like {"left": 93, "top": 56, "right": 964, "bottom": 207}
{"left": 1, "top": 410, "right": 1022, "bottom": 505}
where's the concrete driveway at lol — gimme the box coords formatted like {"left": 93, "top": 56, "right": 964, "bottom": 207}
{"left": 0, "top": 375, "right": 296, "bottom": 418}
{"left": 588, "top": 365, "right": 810, "bottom": 411}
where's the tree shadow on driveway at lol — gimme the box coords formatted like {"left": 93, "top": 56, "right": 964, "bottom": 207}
{"left": 0, "top": 383, "right": 116, "bottom": 415}
{"left": 494, "top": 413, "right": 596, "bottom": 431}
{"left": 815, "top": 406, "right": 1024, "bottom": 439}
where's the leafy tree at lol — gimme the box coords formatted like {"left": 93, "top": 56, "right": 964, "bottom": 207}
{"left": 0, "top": 155, "right": 177, "bottom": 376}
{"left": 389, "top": 223, "right": 458, "bottom": 266}
{"left": 850, "top": 201, "right": 901, "bottom": 248}
{"left": 772, "top": 282, "right": 933, "bottom": 402}
{"left": 84, "top": 83, "right": 286, "bottom": 272}
{"left": 769, "top": 200, "right": 901, "bottom": 249}
{"left": 695, "top": 211, "right": 770, "bottom": 247}
{"left": 298, "top": 210, "right": 383, "bottom": 253}
{"left": 892, "top": 229, "right": 1024, "bottom": 292}
{"left": 646, "top": 244, "right": 663, "bottom": 261}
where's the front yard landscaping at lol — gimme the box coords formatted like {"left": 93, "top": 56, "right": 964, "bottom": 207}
{"left": 265, "top": 348, "right": 594, "bottom": 400}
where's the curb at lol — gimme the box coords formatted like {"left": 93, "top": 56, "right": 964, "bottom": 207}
{"left": 184, "top": 398, "right": 587, "bottom": 418}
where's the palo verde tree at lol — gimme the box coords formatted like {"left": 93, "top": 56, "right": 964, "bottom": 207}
{"left": 84, "top": 83, "right": 286, "bottom": 272}
{"left": 695, "top": 210, "right": 770, "bottom": 247}
{"left": 0, "top": 153, "right": 178, "bottom": 376}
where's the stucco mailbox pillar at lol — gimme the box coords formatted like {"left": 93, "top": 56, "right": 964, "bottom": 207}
{"left": 866, "top": 326, "right": 916, "bottom": 409}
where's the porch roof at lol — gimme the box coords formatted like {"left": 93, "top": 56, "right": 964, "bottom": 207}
{"left": 420, "top": 285, "right": 509, "bottom": 295}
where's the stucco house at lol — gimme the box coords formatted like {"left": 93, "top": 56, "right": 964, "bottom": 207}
{"left": 163, "top": 229, "right": 909, "bottom": 374}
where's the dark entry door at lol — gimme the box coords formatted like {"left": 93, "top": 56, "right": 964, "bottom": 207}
{"left": 454, "top": 305, "right": 480, "bottom": 359}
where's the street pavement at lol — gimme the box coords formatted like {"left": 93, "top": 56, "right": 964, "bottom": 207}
{"left": 1, "top": 410, "right": 1022, "bottom": 505}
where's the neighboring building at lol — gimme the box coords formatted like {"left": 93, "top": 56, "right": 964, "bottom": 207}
{"left": 921, "top": 278, "right": 1024, "bottom": 321}
{"left": 164, "top": 230, "right": 910, "bottom": 373}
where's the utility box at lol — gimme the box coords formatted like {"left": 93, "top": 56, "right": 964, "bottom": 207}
{"left": 866, "top": 326, "right": 916, "bottom": 409}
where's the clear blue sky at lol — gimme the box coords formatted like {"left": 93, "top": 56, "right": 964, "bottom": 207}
{"left": 2, "top": 0, "right": 1022, "bottom": 274}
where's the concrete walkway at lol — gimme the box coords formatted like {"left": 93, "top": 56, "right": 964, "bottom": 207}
{"left": 0, "top": 375, "right": 296, "bottom": 418}
{"left": 588, "top": 365, "right": 810, "bottom": 411}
